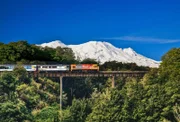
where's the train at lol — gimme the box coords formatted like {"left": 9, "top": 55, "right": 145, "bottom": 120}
{"left": 0, "top": 64, "right": 99, "bottom": 72}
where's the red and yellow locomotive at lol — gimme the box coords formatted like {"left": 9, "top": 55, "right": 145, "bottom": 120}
{"left": 70, "top": 64, "right": 99, "bottom": 72}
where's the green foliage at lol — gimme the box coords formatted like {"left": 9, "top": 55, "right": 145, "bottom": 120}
{"left": 17, "top": 84, "right": 41, "bottom": 109}
{"left": 86, "top": 88, "right": 126, "bottom": 122}
{"left": 63, "top": 77, "right": 107, "bottom": 105}
{"left": 0, "top": 41, "right": 34, "bottom": 63}
{"left": 53, "top": 47, "right": 76, "bottom": 63}
{"left": 0, "top": 101, "right": 30, "bottom": 122}
{"left": 0, "top": 72, "right": 17, "bottom": 101}
{"left": 0, "top": 41, "right": 76, "bottom": 64}
{"left": 0, "top": 68, "right": 68, "bottom": 121}
{"left": 13, "top": 64, "right": 30, "bottom": 84}
{"left": 159, "top": 48, "right": 180, "bottom": 82}
{"left": 34, "top": 106, "right": 59, "bottom": 122}
{"left": 100, "top": 61, "right": 149, "bottom": 71}
{"left": 173, "top": 104, "right": 180, "bottom": 121}
{"left": 86, "top": 70, "right": 179, "bottom": 122}
{"left": 68, "top": 99, "right": 92, "bottom": 122}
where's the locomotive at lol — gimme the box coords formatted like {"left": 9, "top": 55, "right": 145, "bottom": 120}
{"left": 0, "top": 64, "right": 99, "bottom": 72}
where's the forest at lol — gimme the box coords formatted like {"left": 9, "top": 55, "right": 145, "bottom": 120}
{"left": 0, "top": 41, "right": 179, "bottom": 122}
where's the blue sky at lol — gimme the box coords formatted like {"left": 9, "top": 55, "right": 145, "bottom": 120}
{"left": 1, "top": 0, "right": 180, "bottom": 61}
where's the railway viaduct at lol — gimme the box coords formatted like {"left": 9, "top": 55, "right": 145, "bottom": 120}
{"left": 31, "top": 71, "right": 148, "bottom": 112}
{"left": 32, "top": 71, "right": 147, "bottom": 88}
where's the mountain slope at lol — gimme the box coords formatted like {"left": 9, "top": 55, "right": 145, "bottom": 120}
{"left": 38, "top": 40, "right": 160, "bottom": 67}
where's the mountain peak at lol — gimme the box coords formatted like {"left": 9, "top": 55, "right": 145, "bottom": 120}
{"left": 79, "top": 41, "right": 118, "bottom": 50}
{"left": 123, "top": 47, "right": 137, "bottom": 56}
{"left": 38, "top": 40, "right": 67, "bottom": 48}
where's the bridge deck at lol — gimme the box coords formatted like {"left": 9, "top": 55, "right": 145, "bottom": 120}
{"left": 31, "top": 71, "right": 148, "bottom": 77}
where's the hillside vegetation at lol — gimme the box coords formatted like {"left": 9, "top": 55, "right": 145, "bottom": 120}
{"left": 0, "top": 41, "right": 179, "bottom": 122}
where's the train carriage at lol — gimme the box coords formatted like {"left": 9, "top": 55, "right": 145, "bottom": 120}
{"left": 37, "top": 64, "right": 70, "bottom": 71}
{"left": 24, "top": 65, "right": 36, "bottom": 71}
{"left": 0, "top": 65, "right": 37, "bottom": 71}
{"left": 0, "top": 65, "right": 15, "bottom": 71}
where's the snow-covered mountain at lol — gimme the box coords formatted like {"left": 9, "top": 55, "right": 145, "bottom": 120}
{"left": 38, "top": 40, "right": 160, "bottom": 67}
{"left": 37, "top": 40, "right": 67, "bottom": 48}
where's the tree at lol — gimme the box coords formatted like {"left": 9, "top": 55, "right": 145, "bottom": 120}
{"left": 68, "top": 99, "right": 92, "bottom": 122}
{"left": 81, "top": 58, "right": 98, "bottom": 64}
{"left": 0, "top": 101, "right": 31, "bottom": 122}
{"left": 100, "top": 61, "right": 149, "bottom": 71}
{"left": 9, "top": 41, "right": 33, "bottom": 61}
{"left": 173, "top": 104, "right": 180, "bottom": 122}
{"left": 61, "top": 47, "right": 76, "bottom": 63}
{"left": 0, "top": 71, "right": 31, "bottom": 122}
{"left": 13, "top": 64, "right": 30, "bottom": 84}
{"left": 16, "top": 83, "right": 41, "bottom": 109}
{"left": 159, "top": 48, "right": 180, "bottom": 82}
{"left": 86, "top": 89, "right": 125, "bottom": 122}
{"left": 34, "top": 106, "right": 59, "bottom": 122}
{"left": 0, "top": 72, "right": 17, "bottom": 101}
{"left": 158, "top": 48, "right": 180, "bottom": 121}
{"left": 54, "top": 47, "right": 76, "bottom": 63}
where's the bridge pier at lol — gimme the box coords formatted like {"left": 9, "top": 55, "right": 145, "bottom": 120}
{"left": 59, "top": 76, "right": 63, "bottom": 121}
{"left": 111, "top": 76, "right": 115, "bottom": 88}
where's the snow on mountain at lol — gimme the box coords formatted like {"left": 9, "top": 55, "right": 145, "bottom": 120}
{"left": 38, "top": 40, "right": 160, "bottom": 67}
{"left": 38, "top": 40, "right": 67, "bottom": 48}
